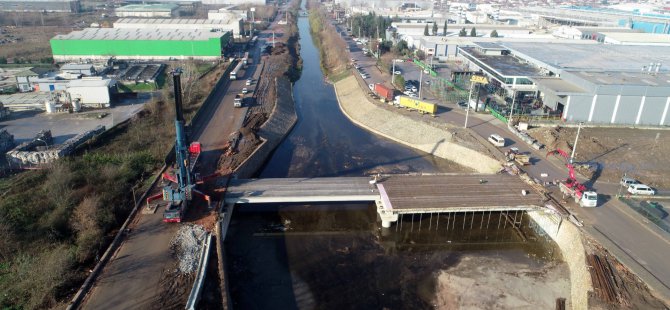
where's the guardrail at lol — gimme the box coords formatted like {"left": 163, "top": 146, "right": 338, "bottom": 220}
{"left": 185, "top": 232, "right": 213, "bottom": 310}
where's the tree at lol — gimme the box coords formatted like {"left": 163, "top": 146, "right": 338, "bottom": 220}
{"left": 415, "top": 49, "right": 426, "bottom": 60}
{"left": 470, "top": 27, "right": 477, "bottom": 37}
{"left": 424, "top": 24, "right": 429, "bottom": 36}
{"left": 443, "top": 20, "right": 448, "bottom": 36}
{"left": 459, "top": 27, "right": 467, "bottom": 37}
{"left": 432, "top": 22, "right": 438, "bottom": 36}
{"left": 393, "top": 74, "right": 405, "bottom": 89}
{"left": 490, "top": 29, "right": 499, "bottom": 37}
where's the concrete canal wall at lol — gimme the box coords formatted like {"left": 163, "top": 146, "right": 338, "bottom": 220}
{"left": 333, "top": 75, "right": 500, "bottom": 173}
{"left": 528, "top": 210, "right": 593, "bottom": 310}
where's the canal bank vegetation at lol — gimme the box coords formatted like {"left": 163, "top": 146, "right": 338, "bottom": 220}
{"left": 0, "top": 63, "right": 227, "bottom": 309}
{"left": 307, "top": 1, "right": 350, "bottom": 80}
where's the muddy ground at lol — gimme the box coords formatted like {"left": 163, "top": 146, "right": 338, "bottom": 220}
{"left": 528, "top": 126, "right": 670, "bottom": 189}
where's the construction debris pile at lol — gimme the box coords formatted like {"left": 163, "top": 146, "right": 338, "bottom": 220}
{"left": 169, "top": 224, "right": 207, "bottom": 274}
{"left": 6, "top": 125, "right": 105, "bottom": 166}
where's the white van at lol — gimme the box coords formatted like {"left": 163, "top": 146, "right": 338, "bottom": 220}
{"left": 620, "top": 177, "right": 639, "bottom": 188}
{"left": 627, "top": 184, "right": 656, "bottom": 196}
{"left": 488, "top": 134, "right": 505, "bottom": 147}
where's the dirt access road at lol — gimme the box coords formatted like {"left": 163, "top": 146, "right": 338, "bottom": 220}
{"left": 81, "top": 56, "right": 258, "bottom": 309}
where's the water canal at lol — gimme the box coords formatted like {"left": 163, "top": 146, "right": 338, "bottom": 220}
{"left": 224, "top": 14, "right": 570, "bottom": 309}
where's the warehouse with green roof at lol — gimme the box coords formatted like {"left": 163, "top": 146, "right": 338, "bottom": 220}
{"left": 50, "top": 28, "right": 231, "bottom": 61}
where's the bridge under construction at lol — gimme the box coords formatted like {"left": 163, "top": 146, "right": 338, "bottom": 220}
{"left": 224, "top": 173, "right": 546, "bottom": 227}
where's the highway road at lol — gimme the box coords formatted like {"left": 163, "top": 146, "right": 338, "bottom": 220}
{"left": 340, "top": 25, "right": 670, "bottom": 301}
{"left": 81, "top": 41, "right": 263, "bottom": 310}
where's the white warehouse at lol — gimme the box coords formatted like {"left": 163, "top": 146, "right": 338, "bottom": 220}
{"left": 114, "top": 17, "right": 244, "bottom": 38}
{"left": 66, "top": 78, "right": 116, "bottom": 108}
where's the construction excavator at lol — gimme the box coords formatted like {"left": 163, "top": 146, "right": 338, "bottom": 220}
{"left": 547, "top": 148, "right": 598, "bottom": 207}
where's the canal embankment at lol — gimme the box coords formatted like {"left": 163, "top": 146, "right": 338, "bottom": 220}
{"left": 334, "top": 74, "right": 500, "bottom": 173}
{"left": 528, "top": 210, "right": 592, "bottom": 310}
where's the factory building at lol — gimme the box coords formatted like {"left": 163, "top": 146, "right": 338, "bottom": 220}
{"left": 201, "top": 0, "right": 265, "bottom": 5}
{"left": 457, "top": 42, "right": 670, "bottom": 126}
{"left": 50, "top": 28, "right": 231, "bottom": 61}
{"left": 115, "top": 4, "right": 178, "bottom": 18}
{"left": 66, "top": 78, "right": 116, "bottom": 108}
{"left": 114, "top": 17, "right": 244, "bottom": 39}
{"left": 0, "top": 0, "right": 80, "bottom": 12}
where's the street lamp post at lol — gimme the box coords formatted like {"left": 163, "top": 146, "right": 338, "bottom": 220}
{"left": 392, "top": 59, "right": 398, "bottom": 86}
{"left": 570, "top": 122, "right": 583, "bottom": 164}
{"left": 508, "top": 89, "right": 516, "bottom": 126}
{"left": 418, "top": 68, "right": 424, "bottom": 99}
{"left": 464, "top": 79, "right": 474, "bottom": 128}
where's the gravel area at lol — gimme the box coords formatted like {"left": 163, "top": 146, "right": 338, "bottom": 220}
{"left": 170, "top": 224, "right": 208, "bottom": 274}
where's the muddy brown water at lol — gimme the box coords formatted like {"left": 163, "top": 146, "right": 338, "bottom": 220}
{"left": 224, "top": 15, "right": 564, "bottom": 309}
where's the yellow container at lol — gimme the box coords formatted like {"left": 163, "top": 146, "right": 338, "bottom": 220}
{"left": 398, "top": 96, "right": 437, "bottom": 114}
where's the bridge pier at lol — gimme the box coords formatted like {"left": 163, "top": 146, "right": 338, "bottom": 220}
{"left": 376, "top": 200, "right": 398, "bottom": 228}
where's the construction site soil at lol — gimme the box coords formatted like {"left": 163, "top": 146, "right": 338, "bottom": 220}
{"left": 527, "top": 126, "right": 670, "bottom": 188}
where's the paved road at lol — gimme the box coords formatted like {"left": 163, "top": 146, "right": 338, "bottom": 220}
{"left": 339, "top": 26, "right": 670, "bottom": 301}
{"left": 82, "top": 41, "right": 264, "bottom": 310}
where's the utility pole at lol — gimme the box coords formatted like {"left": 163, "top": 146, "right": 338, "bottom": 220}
{"left": 251, "top": 8, "right": 255, "bottom": 37}
{"left": 419, "top": 69, "right": 423, "bottom": 98}
{"left": 508, "top": 89, "right": 516, "bottom": 126}
{"left": 272, "top": 31, "right": 276, "bottom": 48}
{"left": 464, "top": 80, "right": 474, "bottom": 128}
{"left": 570, "top": 122, "right": 583, "bottom": 163}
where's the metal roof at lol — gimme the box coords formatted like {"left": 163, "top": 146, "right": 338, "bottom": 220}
{"left": 52, "top": 28, "right": 226, "bottom": 41}
{"left": 502, "top": 42, "right": 670, "bottom": 72}
{"left": 459, "top": 46, "right": 543, "bottom": 77}
{"left": 115, "top": 17, "right": 239, "bottom": 26}
{"left": 569, "top": 71, "right": 670, "bottom": 87}
{"left": 602, "top": 32, "right": 670, "bottom": 44}
{"left": 61, "top": 63, "right": 94, "bottom": 70}
{"left": 68, "top": 78, "right": 114, "bottom": 87}
{"left": 115, "top": 4, "right": 178, "bottom": 12}
{"left": 531, "top": 77, "right": 588, "bottom": 94}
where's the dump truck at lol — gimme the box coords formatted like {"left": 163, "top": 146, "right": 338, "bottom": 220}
{"left": 394, "top": 96, "right": 437, "bottom": 114}
{"left": 234, "top": 94, "right": 243, "bottom": 108}
{"left": 374, "top": 83, "right": 394, "bottom": 101}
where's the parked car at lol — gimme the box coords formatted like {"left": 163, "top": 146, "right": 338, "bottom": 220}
{"left": 488, "top": 134, "right": 506, "bottom": 147}
{"left": 620, "top": 177, "right": 639, "bottom": 188}
{"left": 411, "top": 86, "right": 418, "bottom": 92}
{"left": 408, "top": 93, "right": 418, "bottom": 98}
{"left": 628, "top": 184, "right": 656, "bottom": 196}
{"left": 246, "top": 79, "right": 253, "bottom": 86}
{"left": 394, "top": 71, "right": 401, "bottom": 75}
{"left": 242, "top": 88, "right": 249, "bottom": 94}
{"left": 457, "top": 101, "right": 468, "bottom": 109}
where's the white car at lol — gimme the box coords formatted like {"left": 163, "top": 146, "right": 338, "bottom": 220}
{"left": 620, "top": 177, "right": 639, "bottom": 187}
{"left": 394, "top": 71, "right": 401, "bottom": 75}
{"left": 627, "top": 184, "right": 656, "bottom": 196}
{"left": 246, "top": 79, "right": 253, "bottom": 86}
{"left": 488, "top": 134, "right": 506, "bottom": 147}
{"left": 242, "top": 88, "right": 249, "bottom": 94}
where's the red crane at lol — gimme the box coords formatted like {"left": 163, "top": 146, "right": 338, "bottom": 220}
{"left": 546, "top": 148, "right": 587, "bottom": 198}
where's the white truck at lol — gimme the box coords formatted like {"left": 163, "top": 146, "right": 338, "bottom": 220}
{"left": 560, "top": 182, "right": 598, "bottom": 207}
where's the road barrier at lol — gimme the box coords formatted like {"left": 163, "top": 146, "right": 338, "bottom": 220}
{"left": 185, "top": 232, "right": 213, "bottom": 310}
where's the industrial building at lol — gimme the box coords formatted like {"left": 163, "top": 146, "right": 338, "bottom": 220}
{"left": 15, "top": 67, "right": 52, "bottom": 92}
{"left": 115, "top": 4, "right": 178, "bottom": 18}
{"left": 60, "top": 63, "right": 96, "bottom": 76}
{"left": 456, "top": 42, "right": 670, "bottom": 126}
{"left": 66, "top": 78, "right": 116, "bottom": 108}
{"left": 50, "top": 28, "right": 231, "bottom": 61}
{"left": 114, "top": 17, "right": 244, "bottom": 38}
{"left": 0, "top": 0, "right": 80, "bottom": 12}
{"left": 201, "top": 0, "right": 264, "bottom": 5}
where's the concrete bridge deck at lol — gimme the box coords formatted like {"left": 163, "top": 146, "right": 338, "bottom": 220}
{"left": 378, "top": 174, "right": 544, "bottom": 213}
{"left": 224, "top": 177, "right": 379, "bottom": 204}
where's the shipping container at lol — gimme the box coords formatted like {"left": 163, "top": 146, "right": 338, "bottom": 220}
{"left": 397, "top": 96, "right": 437, "bottom": 114}
{"left": 374, "top": 83, "right": 394, "bottom": 101}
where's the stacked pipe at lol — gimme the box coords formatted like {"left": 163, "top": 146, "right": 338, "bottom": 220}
{"left": 587, "top": 254, "right": 620, "bottom": 304}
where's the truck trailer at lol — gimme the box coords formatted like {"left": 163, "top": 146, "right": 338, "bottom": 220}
{"left": 394, "top": 96, "right": 437, "bottom": 114}
{"left": 373, "top": 83, "right": 394, "bottom": 101}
